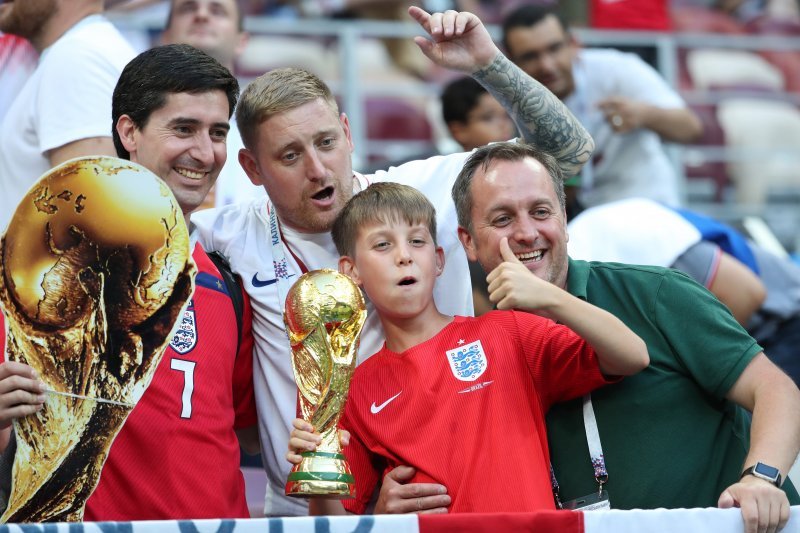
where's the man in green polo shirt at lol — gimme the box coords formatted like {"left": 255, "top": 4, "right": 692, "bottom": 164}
{"left": 451, "top": 141, "right": 800, "bottom": 533}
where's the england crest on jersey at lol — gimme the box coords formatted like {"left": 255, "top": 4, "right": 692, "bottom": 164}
{"left": 170, "top": 300, "right": 197, "bottom": 354}
{"left": 445, "top": 340, "right": 487, "bottom": 381}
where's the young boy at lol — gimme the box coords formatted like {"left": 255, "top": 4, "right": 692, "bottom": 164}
{"left": 287, "top": 182, "right": 648, "bottom": 514}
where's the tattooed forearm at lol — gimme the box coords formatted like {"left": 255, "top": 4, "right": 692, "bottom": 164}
{"left": 473, "top": 53, "right": 594, "bottom": 177}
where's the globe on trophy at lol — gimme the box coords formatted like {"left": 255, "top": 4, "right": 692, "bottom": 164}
{"left": 284, "top": 269, "right": 366, "bottom": 498}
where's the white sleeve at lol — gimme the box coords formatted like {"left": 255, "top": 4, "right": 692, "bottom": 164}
{"left": 567, "top": 198, "right": 701, "bottom": 266}
{"left": 613, "top": 52, "right": 685, "bottom": 109}
{"left": 369, "top": 151, "right": 472, "bottom": 210}
{"left": 36, "top": 35, "right": 132, "bottom": 153}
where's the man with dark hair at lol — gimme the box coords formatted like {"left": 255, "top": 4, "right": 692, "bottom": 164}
{"left": 501, "top": 5, "right": 702, "bottom": 208}
{"left": 110, "top": 42, "right": 239, "bottom": 165}
{"left": 440, "top": 76, "right": 516, "bottom": 152}
{"left": 452, "top": 141, "right": 800, "bottom": 533}
{"left": 0, "top": 44, "right": 259, "bottom": 520}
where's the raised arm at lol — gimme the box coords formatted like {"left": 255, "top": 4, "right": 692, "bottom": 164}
{"left": 408, "top": 6, "right": 594, "bottom": 176}
{"left": 487, "top": 238, "right": 649, "bottom": 376}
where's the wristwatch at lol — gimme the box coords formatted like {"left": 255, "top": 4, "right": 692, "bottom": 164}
{"left": 741, "top": 462, "right": 782, "bottom": 487}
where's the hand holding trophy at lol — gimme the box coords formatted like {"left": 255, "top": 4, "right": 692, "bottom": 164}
{"left": 284, "top": 269, "right": 366, "bottom": 498}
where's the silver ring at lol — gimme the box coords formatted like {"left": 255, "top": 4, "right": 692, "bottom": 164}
{"left": 611, "top": 115, "right": 623, "bottom": 127}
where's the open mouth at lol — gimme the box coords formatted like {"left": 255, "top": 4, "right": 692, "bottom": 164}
{"left": 175, "top": 167, "right": 207, "bottom": 180}
{"left": 311, "top": 186, "right": 334, "bottom": 201}
{"left": 398, "top": 277, "right": 416, "bottom": 286}
{"left": 516, "top": 250, "right": 544, "bottom": 264}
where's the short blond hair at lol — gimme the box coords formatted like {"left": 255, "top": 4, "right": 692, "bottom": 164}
{"left": 236, "top": 67, "right": 339, "bottom": 149}
{"left": 332, "top": 182, "right": 438, "bottom": 258}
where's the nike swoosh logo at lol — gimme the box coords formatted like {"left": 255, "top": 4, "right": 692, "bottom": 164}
{"left": 370, "top": 391, "right": 402, "bottom": 414}
{"left": 252, "top": 273, "right": 294, "bottom": 287}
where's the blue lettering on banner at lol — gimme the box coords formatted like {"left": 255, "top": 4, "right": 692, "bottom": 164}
{"left": 97, "top": 523, "right": 133, "bottom": 533}
{"left": 14, "top": 525, "right": 60, "bottom": 533}
{"left": 312, "top": 516, "right": 375, "bottom": 533}
{"left": 177, "top": 520, "right": 235, "bottom": 533}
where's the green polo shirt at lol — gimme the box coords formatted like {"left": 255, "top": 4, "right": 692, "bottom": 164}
{"left": 547, "top": 258, "right": 799, "bottom": 509}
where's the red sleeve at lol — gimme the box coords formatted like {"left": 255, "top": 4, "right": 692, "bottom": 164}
{"left": 514, "top": 311, "right": 617, "bottom": 411}
{"left": 340, "top": 402, "right": 382, "bottom": 514}
{"left": 232, "top": 283, "right": 257, "bottom": 429}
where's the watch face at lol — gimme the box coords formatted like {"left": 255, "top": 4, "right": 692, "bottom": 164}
{"left": 755, "top": 462, "right": 780, "bottom": 481}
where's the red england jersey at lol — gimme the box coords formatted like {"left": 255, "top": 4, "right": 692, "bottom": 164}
{"left": 341, "top": 311, "right": 614, "bottom": 514}
{"left": 84, "top": 243, "right": 256, "bottom": 520}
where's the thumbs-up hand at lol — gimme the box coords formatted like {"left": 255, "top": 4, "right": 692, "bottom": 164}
{"left": 498, "top": 235, "right": 520, "bottom": 264}
{"left": 486, "top": 238, "right": 560, "bottom": 316}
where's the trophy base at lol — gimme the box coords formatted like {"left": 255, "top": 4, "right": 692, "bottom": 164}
{"left": 285, "top": 480, "right": 354, "bottom": 499}
{"left": 285, "top": 451, "right": 355, "bottom": 499}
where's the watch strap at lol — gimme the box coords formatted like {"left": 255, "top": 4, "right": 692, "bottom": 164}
{"left": 741, "top": 462, "right": 782, "bottom": 487}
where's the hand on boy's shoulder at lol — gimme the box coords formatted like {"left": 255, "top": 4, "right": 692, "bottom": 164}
{"left": 375, "top": 466, "right": 451, "bottom": 514}
{"left": 486, "top": 237, "right": 561, "bottom": 316}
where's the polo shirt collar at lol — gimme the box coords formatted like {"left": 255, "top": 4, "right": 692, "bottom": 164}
{"left": 566, "top": 257, "right": 590, "bottom": 301}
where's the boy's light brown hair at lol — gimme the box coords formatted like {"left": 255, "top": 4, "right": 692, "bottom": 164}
{"left": 332, "top": 182, "right": 438, "bottom": 258}
{"left": 236, "top": 67, "right": 338, "bottom": 150}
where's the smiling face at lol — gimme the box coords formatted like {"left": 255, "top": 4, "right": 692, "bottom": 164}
{"left": 458, "top": 157, "right": 569, "bottom": 289}
{"left": 239, "top": 97, "right": 356, "bottom": 234}
{"left": 164, "top": 0, "right": 246, "bottom": 68}
{"left": 504, "top": 14, "right": 578, "bottom": 100}
{"left": 116, "top": 90, "right": 230, "bottom": 217}
{"left": 339, "top": 218, "right": 444, "bottom": 321}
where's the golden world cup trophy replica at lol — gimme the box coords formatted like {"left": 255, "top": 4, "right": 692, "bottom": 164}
{"left": 284, "top": 269, "right": 366, "bottom": 498}
{"left": 0, "top": 156, "right": 195, "bottom": 522}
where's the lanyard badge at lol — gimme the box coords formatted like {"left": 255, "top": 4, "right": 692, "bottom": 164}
{"left": 558, "top": 395, "right": 612, "bottom": 511}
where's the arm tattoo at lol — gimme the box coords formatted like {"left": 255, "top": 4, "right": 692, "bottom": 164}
{"left": 473, "top": 53, "right": 594, "bottom": 176}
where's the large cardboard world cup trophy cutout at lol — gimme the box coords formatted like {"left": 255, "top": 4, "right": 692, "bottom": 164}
{"left": 0, "top": 156, "right": 195, "bottom": 522}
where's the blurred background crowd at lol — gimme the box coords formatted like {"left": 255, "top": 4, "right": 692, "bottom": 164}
{"left": 101, "top": 0, "right": 800, "bottom": 256}
{"left": 4, "top": 0, "right": 800, "bottom": 256}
